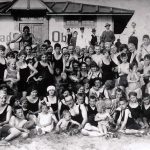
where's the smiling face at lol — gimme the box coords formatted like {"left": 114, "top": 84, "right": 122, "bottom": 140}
{"left": 128, "top": 43, "right": 136, "bottom": 53}
{"left": 41, "top": 54, "right": 47, "bottom": 62}
{"left": 30, "top": 90, "right": 38, "bottom": 98}
{"left": 129, "top": 95, "right": 137, "bottom": 103}
{"left": 0, "top": 49, "right": 5, "bottom": 57}
{"left": 0, "top": 93, "right": 7, "bottom": 106}
{"left": 48, "top": 89, "right": 55, "bottom": 96}
{"left": 25, "top": 46, "right": 32, "bottom": 55}
{"left": 19, "top": 54, "right": 26, "bottom": 62}
{"left": 95, "top": 46, "right": 100, "bottom": 55}
{"left": 65, "top": 96, "right": 74, "bottom": 108}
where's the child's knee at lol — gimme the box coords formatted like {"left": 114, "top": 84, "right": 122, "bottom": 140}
{"left": 10, "top": 128, "right": 21, "bottom": 137}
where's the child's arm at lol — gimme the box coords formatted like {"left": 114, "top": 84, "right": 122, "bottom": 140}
{"left": 3, "top": 69, "right": 12, "bottom": 82}
{"left": 119, "top": 109, "right": 130, "bottom": 131}
{"left": 94, "top": 113, "right": 101, "bottom": 122}
{"left": 27, "top": 64, "right": 38, "bottom": 82}
{"left": 51, "top": 114, "right": 58, "bottom": 124}
{"left": 56, "top": 119, "right": 63, "bottom": 131}
{"left": 87, "top": 70, "right": 93, "bottom": 80}
{"left": 70, "top": 120, "right": 80, "bottom": 126}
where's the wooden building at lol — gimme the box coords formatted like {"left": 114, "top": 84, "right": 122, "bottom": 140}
{"left": 0, "top": 0, "right": 134, "bottom": 48}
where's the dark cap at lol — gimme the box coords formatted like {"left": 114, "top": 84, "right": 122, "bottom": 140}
{"left": 67, "top": 28, "right": 70, "bottom": 31}
{"left": 80, "top": 27, "right": 84, "bottom": 30}
{"left": 105, "top": 23, "right": 111, "bottom": 27}
{"left": 92, "top": 28, "right": 96, "bottom": 32}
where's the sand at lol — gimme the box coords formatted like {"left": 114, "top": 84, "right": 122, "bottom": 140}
{"left": 1, "top": 132, "right": 150, "bottom": 150}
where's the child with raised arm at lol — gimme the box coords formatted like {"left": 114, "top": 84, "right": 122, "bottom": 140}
{"left": 56, "top": 110, "right": 80, "bottom": 134}
{"left": 36, "top": 104, "right": 58, "bottom": 135}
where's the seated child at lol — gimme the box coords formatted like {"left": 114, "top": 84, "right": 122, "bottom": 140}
{"left": 56, "top": 110, "right": 80, "bottom": 134}
{"left": 36, "top": 104, "right": 58, "bottom": 135}
{"left": 9, "top": 106, "right": 34, "bottom": 138}
{"left": 116, "top": 98, "right": 144, "bottom": 134}
{"left": 95, "top": 104, "right": 112, "bottom": 135}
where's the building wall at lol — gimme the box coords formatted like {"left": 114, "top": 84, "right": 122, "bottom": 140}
{"left": 49, "top": 15, "right": 113, "bottom": 47}
{"left": 0, "top": 16, "right": 17, "bottom": 48}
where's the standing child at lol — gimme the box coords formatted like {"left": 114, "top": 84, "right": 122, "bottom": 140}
{"left": 4, "top": 59, "right": 20, "bottom": 95}
{"left": 36, "top": 104, "right": 58, "bottom": 135}
{"left": 118, "top": 53, "right": 129, "bottom": 88}
{"left": 127, "top": 63, "right": 142, "bottom": 99}
{"left": 43, "top": 86, "right": 58, "bottom": 118}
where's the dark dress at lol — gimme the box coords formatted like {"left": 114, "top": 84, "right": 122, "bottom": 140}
{"left": 18, "top": 65, "right": 30, "bottom": 93}
{"left": 52, "top": 54, "right": 63, "bottom": 73}
{"left": 101, "top": 60, "right": 114, "bottom": 84}
{"left": 36, "top": 62, "right": 53, "bottom": 97}
{"left": 87, "top": 105, "right": 98, "bottom": 126}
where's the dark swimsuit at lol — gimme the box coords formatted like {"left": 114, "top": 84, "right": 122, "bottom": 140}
{"left": 71, "top": 105, "right": 83, "bottom": 124}
{"left": 121, "top": 108, "right": 140, "bottom": 129}
{"left": 128, "top": 104, "right": 142, "bottom": 119}
{"left": 87, "top": 105, "right": 98, "bottom": 126}
{"left": 27, "top": 98, "right": 39, "bottom": 116}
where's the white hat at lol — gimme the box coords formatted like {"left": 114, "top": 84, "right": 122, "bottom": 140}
{"left": 47, "top": 86, "right": 56, "bottom": 92}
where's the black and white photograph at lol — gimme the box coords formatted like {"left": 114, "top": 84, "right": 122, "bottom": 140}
{"left": 0, "top": 0, "right": 150, "bottom": 149}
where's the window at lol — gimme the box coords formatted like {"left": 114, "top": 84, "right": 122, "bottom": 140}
{"left": 64, "top": 15, "right": 96, "bottom": 28}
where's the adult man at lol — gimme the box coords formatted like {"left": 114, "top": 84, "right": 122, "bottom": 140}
{"left": 90, "top": 28, "right": 97, "bottom": 46}
{"left": 76, "top": 27, "right": 89, "bottom": 49}
{"left": 101, "top": 23, "right": 115, "bottom": 45}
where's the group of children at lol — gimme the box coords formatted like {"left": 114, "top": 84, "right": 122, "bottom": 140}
{"left": 1, "top": 32, "right": 150, "bottom": 145}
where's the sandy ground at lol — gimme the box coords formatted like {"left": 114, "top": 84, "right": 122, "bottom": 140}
{"left": 1, "top": 132, "right": 150, "bottom": 150}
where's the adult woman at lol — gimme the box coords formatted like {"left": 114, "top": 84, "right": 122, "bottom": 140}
{"left": 34, "top": 53, "right": 54, "bottom": 97}
{"left": 79, "top": 62, "right": 88, "bottom": 84}
{"left": 0, "top": 45, "right": 7, "bottom": 85}
{"left": 64, "top": 95, "right": 87, "bottom": 131}
{"left": 17, "top": 51, "right": 38, "bottom": 97}
{"left": 101, "top": 49, "right": 115, "bottom": 84}
{"left": 26, "top": 87, "right": 41, "bottom": 122}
